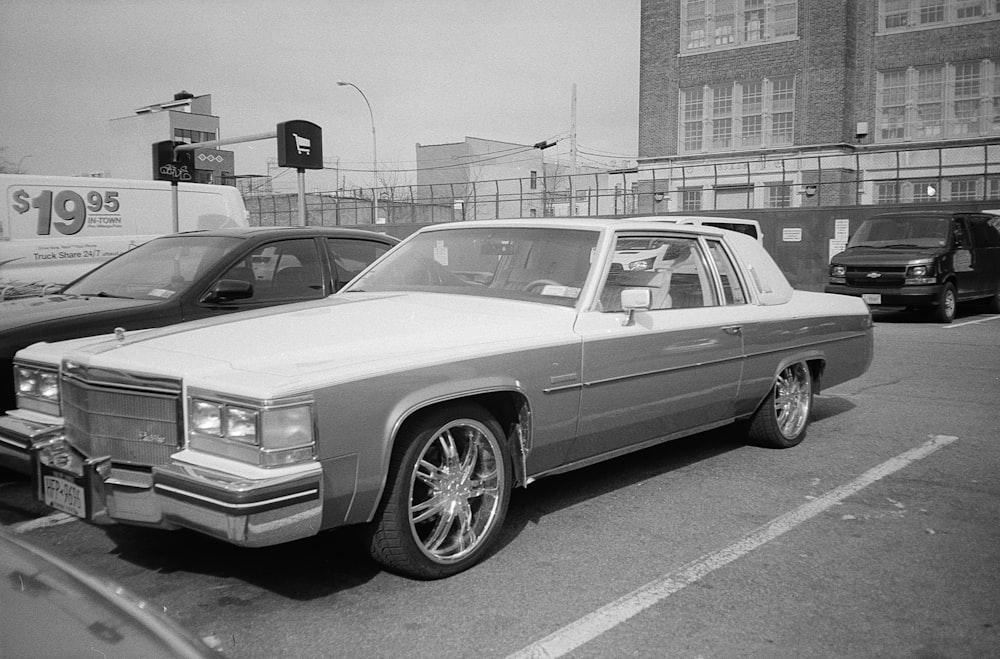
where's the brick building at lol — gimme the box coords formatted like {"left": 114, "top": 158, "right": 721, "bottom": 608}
{"left": 637, "top": 0, "right": 1000, "bottom": 212}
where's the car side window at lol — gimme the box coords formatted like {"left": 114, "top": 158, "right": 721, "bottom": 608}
{"left": 954, "top": 219, "right": 973, "bottom": 249}
{"left": 969, "top": 217, "right": 1000, "bottom": 248}
{"left": 599, "top": 235, "right": 719, "bottom": 312}
{"left": 706, "top": 240, "right": 748, "bottom": 305}
{"left": 325, "top": 238, "right": 392, "bottom": 290}
{"left": 218, "top": 238, "right": 325, "bottom": 303}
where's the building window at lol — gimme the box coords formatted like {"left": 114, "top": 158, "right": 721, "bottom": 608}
{"left": 174, "top": 128, "right": 216, "bottom": 144}
{"left": 683, "top": 88, "right": 705, "bottom": 152}
{"left": 766, "top": 183, "right": 792, "bottom": 207}
{"left": 876, "top": 181, "right": 900, "bottom": 204}
{"left": 530, "top": 170, "right": 538, "bottom": 190}
{"left": 912, "top": 179, "right": 940, "bottom": 202}
{"left": 681, "top": 188, "right": 703, "bottom": 211}
{"left": 679, "top": 77, "right": 795, "bottom": 153}
{"left": 987, "top": 176, "right": 1000, "bottom": 199}
{"left": 876, "top": 59, "right": 998, "bottom": 142}
{"left": 681, "top": 0, "right": 797, "bottom": 52}
{"left": 950, "top": 178, "right": 978, "bottom": 199}
{"left": 878, "top": 0, "right": 1000, "bottom": 32}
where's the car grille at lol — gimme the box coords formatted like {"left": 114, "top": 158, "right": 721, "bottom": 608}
{"left": 844, "top": 266, "right": 907, "bottom": 288}
{"left": 62, "top": 366, "right": 183, "bottom": 468}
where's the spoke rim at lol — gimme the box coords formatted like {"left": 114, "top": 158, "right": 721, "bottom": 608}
{"left": 408, "top": 420, "right": 503, "bottom": 564}
{"left": 773, "top": 363, "right": 811, "bottom": 439}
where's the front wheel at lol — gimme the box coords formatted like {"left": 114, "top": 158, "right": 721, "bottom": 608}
{"left": 747, "top": 362, "right": 813, "bottom": 449}
{"left": 933, "top": 282, "right": 956, "bottom": 323}
{"left": 366, "top": 404, "right": 511, "bottom": 579}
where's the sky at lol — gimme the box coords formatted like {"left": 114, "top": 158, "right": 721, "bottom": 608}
{"left": 0, "top": 0, "right": 641, "bottom": 189}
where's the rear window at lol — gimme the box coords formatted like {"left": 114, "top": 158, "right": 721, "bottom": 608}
{"left": 702, "top": 222, "right": 759, "bottom": 239}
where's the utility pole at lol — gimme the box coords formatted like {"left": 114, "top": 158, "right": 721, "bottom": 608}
{"left": 570, "top": 83, "right": 578, "bottom": 216}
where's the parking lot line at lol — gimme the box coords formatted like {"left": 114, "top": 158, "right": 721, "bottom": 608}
{"left": 6, "top": 512, "right": 77, "bottom": 535}
{"left": 943, "top": 315, "right": 1000, "bottom": 329}
{"left": 506, "top": 434, "right": 959, "bottom": 659}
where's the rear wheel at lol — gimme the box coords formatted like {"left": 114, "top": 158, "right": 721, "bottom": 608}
{"left": 747, "top": 362, "right": 813, "bottom": 449}
{"left": 366, "top": 404, "right": 511, "bottom": 579}
{"left": 933, "top": 282, "right": 956, "bottom": 323}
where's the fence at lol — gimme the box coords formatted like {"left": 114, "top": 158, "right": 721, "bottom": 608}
{"left": 238, "top": 141, "right": 1000, "bottom": 228}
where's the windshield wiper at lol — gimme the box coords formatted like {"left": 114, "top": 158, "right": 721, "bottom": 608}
{"left": 882, "top": 243, "right": 924, "bottom": 249}
{"left": 71, "top": 291, "right": 134, "bottom": 299}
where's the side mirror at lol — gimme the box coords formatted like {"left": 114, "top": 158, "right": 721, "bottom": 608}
{"left": 202, "top": 279, "right": 253, "bottom": 304}
{"left": 620, "top": 288, "right": 651, "bottom": 326}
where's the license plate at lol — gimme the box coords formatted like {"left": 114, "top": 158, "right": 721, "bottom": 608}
{"left": 862, "top": 293, "right": 882, "bottom": 305}
{"left": 43, "top": 474, "right": 85, "bottom": 518}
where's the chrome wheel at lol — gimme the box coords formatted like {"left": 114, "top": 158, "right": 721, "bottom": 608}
{"left": 367, "top": 404, "right": 511, "bottom": 579}
{"left": 773, "top": 363, "right": 812, "bottom": 440}
{"left": 408, "top": 419, "right": 504, "bottom": 564}
{"left": 747, "top": 361, "right": 813, "bottom": 449}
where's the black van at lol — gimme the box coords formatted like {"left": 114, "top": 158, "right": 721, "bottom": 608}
{"left": 825, "top": 211, "right": 1000, "bottom": 323}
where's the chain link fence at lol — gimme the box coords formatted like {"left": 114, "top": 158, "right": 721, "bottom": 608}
{"left": 238, "top": 142, "right": 999, "bottom": 227}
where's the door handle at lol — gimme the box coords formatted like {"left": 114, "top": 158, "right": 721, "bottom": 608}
{"left": 722, "top": 325, "right": 743, "bottom": 336}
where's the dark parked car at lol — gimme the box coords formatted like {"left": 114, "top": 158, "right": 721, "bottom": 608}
{"left": 0, "top": 226, "right": 398, "bottom": 470}
{"left": 826, "top": 211, "right": 1000, "bottom": 323}
{"left": 0, "top": 530, "right": 217, "bottom": 658}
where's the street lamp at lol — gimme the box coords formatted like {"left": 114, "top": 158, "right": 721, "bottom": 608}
{"left": 337, "top": 80, "right": 378, "bottom": 222}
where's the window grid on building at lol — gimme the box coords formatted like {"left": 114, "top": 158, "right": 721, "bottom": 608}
{"left": 681, "top": 0, "right": 798, "bottom": 52}
{"left": 876, "top": 58, "right": 1000, "bottom": 142}
{"left": 681, "top": 188, "right": 703, "bottom": 210}
{"left": 766, "top": 183, "right": 792, "bottom": 207}
{"left": 679, "top": 77, "right": 795, "bottom": 153}
{"left": 174, "top": 128, "right": 216, "bottom": 144}
{"left": 878, "top": 0, "right": 1000, "bottom": 32}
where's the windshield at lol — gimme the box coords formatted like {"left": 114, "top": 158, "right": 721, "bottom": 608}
{"left": 847, "top": 216, "right": 950, "bottom": 249}
{"left": 63, "top": 235, "right": 243, "bottom": 300}
{"left": 344, "top": 226, "right": 600, "bottom": 307}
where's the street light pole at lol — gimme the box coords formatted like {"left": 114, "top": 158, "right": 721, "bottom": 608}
{"left": 337, "top": 80, "right": 378, "bottom": 223}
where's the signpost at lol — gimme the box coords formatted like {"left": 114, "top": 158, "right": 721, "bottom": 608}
{"left": 155, "top": 120, "right": 323, "bottom": 229}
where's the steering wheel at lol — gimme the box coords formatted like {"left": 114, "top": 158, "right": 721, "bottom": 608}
{"left": 523, "top": 279, "right": 561, "bottom": 294}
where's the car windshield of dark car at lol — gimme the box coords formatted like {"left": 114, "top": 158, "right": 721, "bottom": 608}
{"left": 63, "top": 235, "right": 243, "bottom": 300}
{"left": 344, "top": 227, "right": 600, "bottom": 307}
{"left": 847, "top": 217, "right": 950, "bottom": 249}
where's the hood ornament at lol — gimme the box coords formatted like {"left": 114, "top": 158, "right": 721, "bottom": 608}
{"left": 114, "top": 327, "right": 126, "bottom": 345}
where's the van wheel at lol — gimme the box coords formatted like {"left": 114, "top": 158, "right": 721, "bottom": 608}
{"left": 933, "top": 283, "right": 956, "bottom": 323}
{"left": 366, "top": 404, "right": 511, "bottom": 580}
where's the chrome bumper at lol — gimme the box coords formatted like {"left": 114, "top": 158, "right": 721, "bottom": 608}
{"left": 33, "top": 439, "right": 323, "bottom": 548}
{"left": 0, "top": 411, "right": 64, "bottom": 475}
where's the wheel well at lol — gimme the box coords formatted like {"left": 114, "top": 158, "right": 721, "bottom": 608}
{"left": 807, "top": 358, "right": 825, "bottom": 394}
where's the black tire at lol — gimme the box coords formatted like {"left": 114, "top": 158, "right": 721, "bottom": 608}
{"left": 747, "top": 362, "right": 813, "bottom": 449}
{"left": 933, "top": 282, "right": 956, "bottom": 323}
{"left": 366, "top": 403, "right": 511, "bottom": 579}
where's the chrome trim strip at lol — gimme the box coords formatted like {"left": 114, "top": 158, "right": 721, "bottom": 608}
{"left": 542, "top": 330, "right": 869, "bottom": 394}
{"left": 154, "top": 483, "right": 320, "bottom": 511}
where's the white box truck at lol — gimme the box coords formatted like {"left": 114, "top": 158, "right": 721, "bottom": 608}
{"left": 1, "top": 174, "right": 248, "bottom": 296}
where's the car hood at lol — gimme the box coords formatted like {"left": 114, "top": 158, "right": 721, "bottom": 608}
{"left": 830, "top": 246, "right": 946, "bottom": 266}
{"left": 0, "top": 294, "right": 157, "bottom": 333}
{"left": 27, "top": 293, "right": 579, "bottom": 399}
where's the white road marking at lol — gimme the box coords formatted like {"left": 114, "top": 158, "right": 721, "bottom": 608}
{"left": 7, "top": 512, "right": 77, "bottom": 534}
{"left": 507, "top": 434, "right": 959, "bottom": 659}
{"left": 943, "top": 315, "right": 1000, "bottom": 329}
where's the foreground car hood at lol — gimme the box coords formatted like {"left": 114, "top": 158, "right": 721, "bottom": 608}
{"left": 31, "top": 293, "right": 578, "bottom": 398}
{"left": 0, "top": 295, "right": 158, "bottom": 333}
{"left": 831, "top": 246, "right": 946, "bottom": 267}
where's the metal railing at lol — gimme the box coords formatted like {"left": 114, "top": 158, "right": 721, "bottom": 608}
{"left": 235, "top": 141, "right": 1000, "bottom": 227}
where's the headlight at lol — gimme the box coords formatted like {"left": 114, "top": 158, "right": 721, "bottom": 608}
{"left": 187, "top": 392, "right": 314, "bottom": 467}
{"left": 830, "top": 265, "right": 847, "bottom": 277}
{"left": 14, "top": 363, "right": 60, "bottom": 415}
{"left": 905, "top": 264, "right": 935, "bottom": 285}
